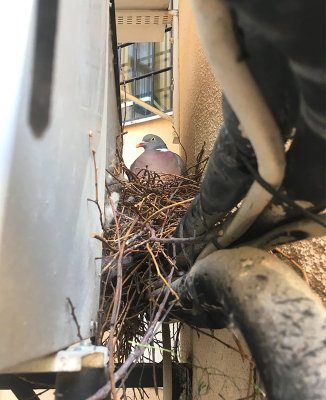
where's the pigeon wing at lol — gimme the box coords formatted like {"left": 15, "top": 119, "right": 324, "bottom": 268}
{"left": 174, "top": 153, "right": 186, "bottom": 175}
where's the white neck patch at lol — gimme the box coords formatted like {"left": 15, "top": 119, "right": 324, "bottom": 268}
{"left": 157, "top": 148, "right": 169, "bottom": 152}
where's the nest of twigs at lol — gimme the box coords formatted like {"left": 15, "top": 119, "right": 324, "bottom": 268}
{"left": 97, "top": 144, "right": 208, "bottom": 363}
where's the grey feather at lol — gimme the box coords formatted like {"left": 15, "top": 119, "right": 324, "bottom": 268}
{"left": 130, "top": 134, "right": 186, "bottom": 176}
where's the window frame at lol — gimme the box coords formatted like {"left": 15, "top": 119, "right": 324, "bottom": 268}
{"left": 118, "top": 27, "right": 173, "bottom": 122}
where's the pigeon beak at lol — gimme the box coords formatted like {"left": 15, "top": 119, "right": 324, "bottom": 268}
{"left": 136, "top": 141, "right": 146, "bottom": 148}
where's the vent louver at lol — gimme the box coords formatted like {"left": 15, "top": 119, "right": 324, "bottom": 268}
{"left": 116, "top": 11, "right": 173, "bottom": 25}
{"left": 115, "top": 10, "right": 173, "bottom": 42}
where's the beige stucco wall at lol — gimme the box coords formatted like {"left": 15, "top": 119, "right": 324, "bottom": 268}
{"left": 179, "top": 0, "right": 223, "bottom": 167}
{"left": 181, "top": 326, "right": 252, "bottom": 400}
{"left": 279, "top": 236, "right": 326, "bottom": 305}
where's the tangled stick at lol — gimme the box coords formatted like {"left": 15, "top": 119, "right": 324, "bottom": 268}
{"left": 87, "top": 269, "right": 176, "bottom": 400}
{"left": 66, "top": 297, "right": 83, "bottom": 341}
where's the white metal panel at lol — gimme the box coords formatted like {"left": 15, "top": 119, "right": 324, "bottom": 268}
{"left": 116, "top": 10, "right": 173, "bottom": 42}
{"left": 0, "top": 0, "right": 119, "bottom": 371}
{"left": 115, "top": 0, "right": 171, "bottom": 42}
{"left": 0, "top": 0, "right": 34, "bottom": 247}
{"left": 115, "top": 0, "right": 170, "bottom": 11}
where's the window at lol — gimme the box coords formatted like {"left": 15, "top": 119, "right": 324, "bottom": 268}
{"left": 118, "top": 28, "right": 173, "bottom": 122}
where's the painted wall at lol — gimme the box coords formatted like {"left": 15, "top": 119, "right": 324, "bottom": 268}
{"left": 181, "top": 326, "right": 253, "bottom": 399}
{"left": 0, "top": 390, "right": 54, "bottom": 399}
{"left": 178, "top": 0, "right": 223, "bottom": 166}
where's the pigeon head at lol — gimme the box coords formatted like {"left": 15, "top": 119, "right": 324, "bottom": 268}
{"left": 136, "top": 134, "right": 168, "bottom": 151}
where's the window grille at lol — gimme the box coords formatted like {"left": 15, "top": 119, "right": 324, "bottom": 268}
{"left": 119, "top": 28, "right": 173, "bottom": 122}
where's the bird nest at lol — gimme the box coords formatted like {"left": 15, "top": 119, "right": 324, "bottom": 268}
{"left": 96, "top": 144, "right": 208, "bottom": 362}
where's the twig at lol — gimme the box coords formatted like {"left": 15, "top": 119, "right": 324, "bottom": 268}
{"left": 246, "top": 359, "right": 254, "bottom": 400}
{"left": 122, "top": 256, "right": 148, "bottom": 286}
{"left": 272, "top": 247, "right": 310, "bottom": 286}
{"left": 101, "top": 252, "right": 119, "bottom": 275}
{"left": 143, "top": 198, "right": 195, "bottom": 224}
{"left": 99, "top": 296, "right": 114, "bottom": 339}
{"left": 237, "top": 393, "right": 255, "bottom": 400}
{"left": 172, "top": 124, "right": 188, "bottom": 167}
{"left": 146, "top": 243, "right": 179, "bottom": 301}
{"left": 89, "top": 131, "right": 99, "bottom": 202}
{"left": 126, "top": 229, "right": 147, "bottom": 245}
{"left": 108, "top": 216, "right": 138, "bottom": 399}
{"left": 66, "top": 297, "right": 83, "bottom": 341}
{"left": 25, "top": 389, "right": 49, "bottom": 400}
{"left": 91, "top": 233, "right": 108, "bottom": 244}
{"left": 147, "top": 224, "right": 223, "bottom": 245}
{"left": 160, "top": 249, "right": 177, "bottom": 269}
{"left": 86, "top": 270, "right": 176, "bottom": 399}
{"left": 87, "top": 198, "right": 105, "bottom": 231}
{"left": 88, "top": 131, "right": 105, "bottom": 230}
{"left": 231, "top": 330, "right": 246, "bottom": 363}
{"left": 107, "top": 195, "right": 122, "bottom": 399}
{"left": 90, "top": 233, "right": 117, "bottom": 252}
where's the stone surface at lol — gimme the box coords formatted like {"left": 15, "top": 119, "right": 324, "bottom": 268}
{"left": 279, "top": 236, "right": 326, "bottom": 305}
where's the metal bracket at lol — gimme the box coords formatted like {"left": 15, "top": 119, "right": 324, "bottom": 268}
{"left": 54, "top": 345, "right": 108, "bottom": 372}
{"left": 5, "top": 344, "right": 108, "bottom": 374}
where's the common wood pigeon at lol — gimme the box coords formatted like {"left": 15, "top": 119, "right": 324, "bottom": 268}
{"left": 130, "top": 134, "right": 186, "bottom": 176}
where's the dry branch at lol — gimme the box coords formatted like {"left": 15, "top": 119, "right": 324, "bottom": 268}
{"left": 272, "top": 247, "right": 310, "bottom": 286}
{"left": 66, "top": 297, "right": 83, "bottom": 341}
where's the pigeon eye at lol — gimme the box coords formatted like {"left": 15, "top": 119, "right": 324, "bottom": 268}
{"left": 151, "top": 137, "right": 155, "bottom": 141}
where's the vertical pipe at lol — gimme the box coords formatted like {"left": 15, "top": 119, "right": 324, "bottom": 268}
{"left": 152, "top": 42, "right": 155, "bottom": 109}
{"left": 169, "top": 27, "right": 173, "bottom": 113}
{"left": 162, "top": 324, "right": 172, "bottom": 400}
{"left": 133, "top": 43, "right": 137, "bottom": 121}
{"left": 171, "top": 11, "right": 180, "bottom": 143}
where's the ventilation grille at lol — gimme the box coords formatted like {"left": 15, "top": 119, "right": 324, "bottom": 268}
{"left": 116, "top": 11, "right": 173, "bottom": 25}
